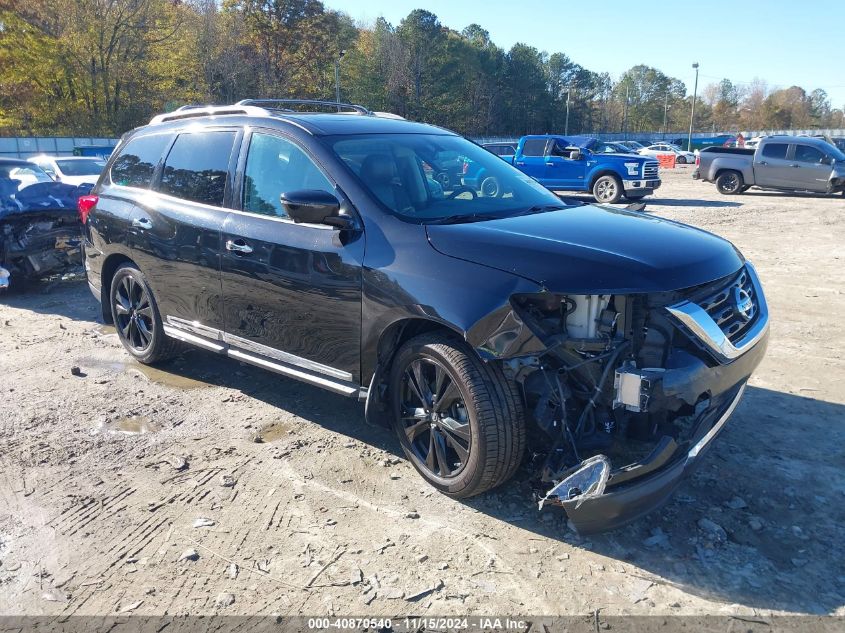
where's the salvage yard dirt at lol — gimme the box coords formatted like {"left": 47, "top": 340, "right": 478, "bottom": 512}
{"left": 1, "top": 167, "right": 844, "bottom": 617}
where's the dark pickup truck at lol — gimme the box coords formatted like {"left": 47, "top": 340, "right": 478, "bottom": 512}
{"left": 695, "top": 135, "right": 845, "bottom": 195}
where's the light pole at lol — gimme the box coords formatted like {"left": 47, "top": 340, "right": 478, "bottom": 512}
{"left": 564, "top": 88, "right": 571, "bottom": 136}
{"left": 622, "top": 83, "right": 629, "bottom": 137}
{"left": 687, "top": 62, "right": 699, "bottom": 152}
{"left": 663, "top": 92, "right": 670, "bottom": 139}
{"left": 334, "top": 49, "right": 346, "bottom": 109}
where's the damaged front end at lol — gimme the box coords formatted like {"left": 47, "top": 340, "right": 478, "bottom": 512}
{"left": 498, "top": 263, "right": 769, "bottom": 533}
{"left": 1, "top": 182, "right": 85, "bottom": 290}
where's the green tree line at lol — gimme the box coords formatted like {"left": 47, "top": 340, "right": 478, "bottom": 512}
{"left": 1, "top": 0, "right": 843, "bottom": 137}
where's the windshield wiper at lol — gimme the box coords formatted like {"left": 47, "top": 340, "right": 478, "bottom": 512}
{"left": 428, "top": 204, "right": 571, "bottom": 226}
{"left": 427, "top": 212, "right": 507, "bottom": 225}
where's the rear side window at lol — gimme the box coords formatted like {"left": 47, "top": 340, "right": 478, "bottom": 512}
{"left": 110, "top": 134, "right": 171, "bottom": 188}
{"left": 159, "top": 131, "right": 236, "bottom": 206}
{"left": 793, "top": 145, "right": 825, "bottom": 163}
{"left": 761, "top": 143, "right": 788, "bottom": 160}
{"left": 521, "top": 139, "right": 548, "bottom": 157}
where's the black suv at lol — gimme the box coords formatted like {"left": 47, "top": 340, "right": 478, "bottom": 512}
{"left": 81, "top": 100, "right": 769, "bottom": 533}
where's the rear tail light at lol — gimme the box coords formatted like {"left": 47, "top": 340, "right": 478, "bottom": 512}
{"left": 695, "top": 155, "right": 700, "bottom": 166}
{"left": 77, "top": 194, "right": 98, "bottom": 224}
{"left": 462, "top": 161, "right": 469, "bottom": 174}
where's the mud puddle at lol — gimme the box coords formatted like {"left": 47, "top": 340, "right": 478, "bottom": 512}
{"left": 253, "top": 421, "right": 290, "bottom": 443}
{"left": 76, "top": 355, "right": 209, "bottom": 389}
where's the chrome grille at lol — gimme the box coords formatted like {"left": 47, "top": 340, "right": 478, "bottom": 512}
{"left": 643, "top": 162, "right": 659, "bottom": 179}
{"left": 699, "top": 268, "right": 758, "bottom": 343}
{"left": 665, "top": 263, "right": 769, "bottom": 364}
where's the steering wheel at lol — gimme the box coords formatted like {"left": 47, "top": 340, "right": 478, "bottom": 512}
{"left": 447, "top": 185, "right": 478, "bottom": 200}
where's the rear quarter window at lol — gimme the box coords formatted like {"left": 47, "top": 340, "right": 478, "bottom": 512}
{"left": 110, "top": 134, "right": 172, "bottom": 188}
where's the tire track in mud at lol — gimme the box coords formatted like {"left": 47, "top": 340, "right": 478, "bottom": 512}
{"left": 268, "top": 458, "right": 553, "bottom": 613}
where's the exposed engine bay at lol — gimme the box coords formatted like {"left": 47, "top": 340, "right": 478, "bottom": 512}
{"left": 503, "top": 264, "right": 769, "bottom": 532}
{"left": 1, "top": 181, "right": 86, "bottom": 289}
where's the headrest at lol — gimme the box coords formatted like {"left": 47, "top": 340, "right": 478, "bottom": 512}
{"left": 360, "top": 154, "right": 396, "bottom": 185}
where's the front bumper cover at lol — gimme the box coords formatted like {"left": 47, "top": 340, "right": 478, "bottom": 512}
{"left": 547, "top": 382, "right": 748, "bottom": 534}
{"left": 623, "top": 179, "right": 661, "bottom": 192}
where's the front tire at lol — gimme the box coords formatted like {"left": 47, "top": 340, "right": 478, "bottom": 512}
{"left": 389, "top": 333, "right": 525, "bottom": 498}
{"left": 110, "top": 264, "right": 181, "bottom": 364}
{"left": 716, "top": 170, "right": 744, "bottom": 194}
{"left": 593, "top": 175, "right": 623, "bottom": 204}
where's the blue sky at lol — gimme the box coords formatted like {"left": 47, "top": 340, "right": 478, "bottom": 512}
{"left": 326, "top": 0, "right": 845, "bottom": 108}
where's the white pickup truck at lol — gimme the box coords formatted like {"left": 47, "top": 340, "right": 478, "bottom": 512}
{"left": 694, "top": 135, "right": 845, "bottom": 196}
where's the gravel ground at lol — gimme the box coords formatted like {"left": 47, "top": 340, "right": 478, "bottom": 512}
{"left": 1, "top": 167, "right": 844, "bottom": 617}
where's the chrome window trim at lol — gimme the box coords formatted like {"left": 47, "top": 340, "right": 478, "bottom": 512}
{"left": 666, "top": 262, "right": 769, "bottom": 363}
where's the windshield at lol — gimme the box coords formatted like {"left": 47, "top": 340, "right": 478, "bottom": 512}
{"left": 826, "top": 143, "right": 845, "bottom": 161}
{"left": 328, "top": 133, "right": 568, "bottom": 223}
{"left": 56, "top": 159, "right": 106, "bottom": 176}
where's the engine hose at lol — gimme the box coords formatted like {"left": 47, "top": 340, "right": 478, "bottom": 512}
{"left": 573, "top": 339, "right": 630, "bottom": 438}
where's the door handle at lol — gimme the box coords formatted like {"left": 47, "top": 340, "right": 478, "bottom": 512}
{"left": 789, "top": 164, "right": 801, "bottom": 168}
{"left": 225, "top": 239, "right": 253, "bottom": 254}
{"left": 515, "top": 161, "right": 525, "bottom": 166}
{"left": 545, "top": 161, "right": 556, "bottom": 166}
{"left": 758, "top": 161, "right": 768, "bottom": 166}
{"left": 131, "top": 218, "right": 152, "bottom": 230}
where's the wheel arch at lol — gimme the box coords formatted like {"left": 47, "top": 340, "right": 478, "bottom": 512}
{"left": 588, "top": 169, "right": 622, "bottom": 190}
{"left": 363, "top": 316, "right": 467, "bottom": 427}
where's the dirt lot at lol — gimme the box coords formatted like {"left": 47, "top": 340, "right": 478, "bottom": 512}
{"left": 1, "top": 167, "right": 844, "bottom": 618}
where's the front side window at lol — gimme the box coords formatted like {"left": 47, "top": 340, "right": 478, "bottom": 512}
{"left": 329, "top": 133, "right": 568, "bottom": 223}
{"left": 111, "top": 134, "right": 172, "bottom": 189}
{"left": 761, "top": 143, "right": 788, "bottom": 160}
{"left": 793, "top": 145, "right": 825, "bottom": 163}
{"left": 159, "top": 131, "right": 236, "bottom": 206}
{"left": 243, "top": 132, "right": 333, "bottom": 218}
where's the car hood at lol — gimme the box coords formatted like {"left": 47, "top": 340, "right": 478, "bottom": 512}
{"left": 426, "top": 205, "right": 744, "bottom": 293}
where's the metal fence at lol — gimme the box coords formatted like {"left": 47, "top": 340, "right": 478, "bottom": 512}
{"left": 0, "top": 137, "right": 120, "bottom": 159}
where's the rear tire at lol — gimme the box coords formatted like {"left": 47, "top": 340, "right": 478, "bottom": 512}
{"left": 716, "top": 170, "right": 744, "bottom": 194}
{"left": 480, "top": 175, "right": 502, "bottom": 198}
{"left": 592, "top": 175, "right": 623, "bottom": 204}
{"left": 110, "top": 264, "right": 182, "bottom": 364}
{"left": 676, "top": 155, "right": 687, "bottom": 164}
{"left": 389, "top": 333, "right": 525, "bottom": 498}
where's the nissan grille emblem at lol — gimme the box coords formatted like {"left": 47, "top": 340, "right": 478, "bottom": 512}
{"left": 733, "top": 287, "right": 754, "bottom": 321}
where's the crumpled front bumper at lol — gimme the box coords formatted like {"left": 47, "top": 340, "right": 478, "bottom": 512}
{"left": 551, "top": 382, "right": 748, "bottom": 534}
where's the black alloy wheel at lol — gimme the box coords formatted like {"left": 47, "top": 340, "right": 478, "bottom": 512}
{"left": 109, "top": 263, "right": 182, "bottom": 364}
{"left": 399, "top": 357, "right": 471, "bottom": 479}
{"left": 114, "top": 274, "right": 154, "bottom": 352}
{"left": 389, "top": 333, "right": 525, "bottom": 498}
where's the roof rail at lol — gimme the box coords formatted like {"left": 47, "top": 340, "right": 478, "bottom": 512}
{"left": 235, "top": 99, "right": 372, "bottom": 115}
{"left": 149, "top": 105, "right": 272, "bottom": 125}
